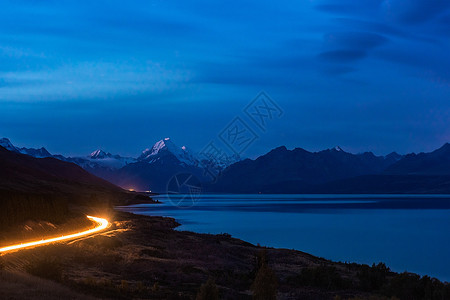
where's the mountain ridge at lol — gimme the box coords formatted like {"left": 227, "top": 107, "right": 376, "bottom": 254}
{"left": 2, "top": 136, "right": 450, "bottom": 193}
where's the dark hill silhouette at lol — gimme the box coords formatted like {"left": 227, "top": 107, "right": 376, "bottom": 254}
{"left": 384, "top": 143, "right": 450, "bottom": 175}
{"left": 209, "top": 143, "right": 450, "bottom": 194}
{"left": 0, "top": 146, "right": 136, "bottom": 227}
{"left": 209, "top": 146, "right": 398, "bottom": 193}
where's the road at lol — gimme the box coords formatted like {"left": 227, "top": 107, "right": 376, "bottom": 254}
{"left": 0, "top": 216, "right": 109, "bottom": 254}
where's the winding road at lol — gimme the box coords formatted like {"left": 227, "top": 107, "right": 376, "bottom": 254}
{"left": 0, "top": 215, "right": 109, "bottom": 254}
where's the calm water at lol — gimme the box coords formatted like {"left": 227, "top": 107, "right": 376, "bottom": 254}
{"left": 116, "top": 194, "right": 450, "bottom": 282}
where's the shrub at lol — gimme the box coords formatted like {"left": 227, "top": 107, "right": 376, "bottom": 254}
{"left": 152, "top": 282, "right": 160, "bottom": 292}
{"left": 25, "top": 256, "right": 63, "bottom": 281}
{"left": 385, "top": 272, "right": 450, "bottom": 300}
{"left": 196, "top": 278, "right": 219, "bottom": 300}
{"left": 358, "top": 262, "right": 390, "bottom": 291}
{"left": 293, "top": 265, "right": 350, "bottom": 290}
{"left": 119, "top": 280, "right": 129, "bottom": 292}
{"left": 251, "top": 264, "right": 278, "bottom": 300}
{"left": 136, "top": 281, "right": 146, "bottom": 294}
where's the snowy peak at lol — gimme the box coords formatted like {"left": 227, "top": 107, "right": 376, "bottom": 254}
{"left": 138, "top": 138, "right": 199, "bottom": 166}
{"left": 323, "top": 146, "right": 347, "bottom": 154}
{"left": 0, "top": 138, "right": 51, "bottom": 158}
{"left": 0, "top": 138, "right": 17, "bottom": 152}
{"left": 90, "top": 149, "right": 111, "bottom": 159}
{"left": 140, "top": 138, "right": 180, "bottom": 158}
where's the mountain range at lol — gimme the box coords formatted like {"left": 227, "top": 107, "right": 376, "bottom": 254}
{"left": 210, "top": 143, "right": 450, "bottom": 194}
{"left": 2, "top": 137, "right": 450, "bottom": 194}
{"left": 0, "top": 137, "right": 238, "bottom": 192}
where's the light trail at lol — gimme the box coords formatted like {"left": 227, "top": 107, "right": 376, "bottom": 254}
{"left": 0, "top": 216, "right": 109, "bottom": 254}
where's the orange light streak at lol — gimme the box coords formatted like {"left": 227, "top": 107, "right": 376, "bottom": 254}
{"left": 0, "top": 216, "right": 108, "bottom": 254}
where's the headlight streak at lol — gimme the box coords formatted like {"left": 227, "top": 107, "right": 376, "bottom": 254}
{"left": 0, "top": 215, "right": 109, "bottom": 254}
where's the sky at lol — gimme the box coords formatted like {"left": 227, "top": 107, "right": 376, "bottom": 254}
{"left": 0, "top": 0, "right": 449, "bottom": 158}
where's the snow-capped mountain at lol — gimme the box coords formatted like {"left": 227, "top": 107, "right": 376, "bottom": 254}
{"left": 90, "top": 149, "right": 111, "bottom": 159}
{"left": 138, "top": 138, "right": 200, "bottom": 166}
{"left": 137, "top": 138, "right": 241, "bottom": 170}
{"left": 0, "top": 137, "right": 136, "bottom": 170}
{"left": 65, "top": 150, "right": 136, "bottom": 170}
{"left": 0, "top": 136, "right": 240, "bottom": 192}
{"left": 0, "top": 138, "right": 52, "bottom": 158}
{"left": 0, "top": 138, "right": 17, "bottom": 152}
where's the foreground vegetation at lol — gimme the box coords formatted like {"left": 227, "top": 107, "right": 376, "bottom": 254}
{"left": 1, "top": 211, "right": 448, "bottom": 300}
{"left": 0, "top": 190, "right": 68, "bottom": 228}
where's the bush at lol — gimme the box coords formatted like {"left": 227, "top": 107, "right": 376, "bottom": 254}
{"left": 252, "top": 264, "right": 278, "bottom": 300}
{"left": 385, "top": 272, "right": 450, "bottom": 300}
{"left": 86, "top": 236, "right": 123, "bottom": 250}
{"left": 119, "top": 280, "right": 129, "bottom": 293}
{"left": 25, "top": 256, "right": 63, "bottom": 281}
{"left": 292, "top": 265, "right": 350, "bottom": 290}
{"left": 358, "top": 262, "right": 390, "bottom": 291}
{"left": 152, "top": 282, "right": 160, "bottom": 292}
{"left": 196, "top": 278, "right": 219, "bottom": 300}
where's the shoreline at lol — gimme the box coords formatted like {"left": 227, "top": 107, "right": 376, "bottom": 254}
{"left": 1, "top": 209, "right": 449, "bottom": 299}
{"left": 116, "top": 195, "right": 450, "bottom": 284}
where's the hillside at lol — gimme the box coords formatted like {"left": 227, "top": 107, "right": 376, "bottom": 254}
{"left": 0, "top": 146, "right": 137, "bottom": 227}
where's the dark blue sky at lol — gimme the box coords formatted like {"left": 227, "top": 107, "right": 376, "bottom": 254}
{"left": 1, "top": 0, "right": 449, "bottom": 158}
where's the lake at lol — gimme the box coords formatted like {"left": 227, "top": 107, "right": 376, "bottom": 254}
{"left": 116, "top": 194, "right": 450, "bottom": 282}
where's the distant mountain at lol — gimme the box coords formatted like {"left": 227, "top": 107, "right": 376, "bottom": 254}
{"left": 96, "top": 138, "right": 209, "bottom": 192}
{"left": 4, "top": 136, "right": 450, "bottom": 194}
{"left": 137, "top": 138, "right": 200, "bottom": 166}
{"left": 209, "top": 143, "right": 450, "bottom": 194}
{"left": 1, "top": 137, "right": 234, "bottom": 193}
{"left": 0, "top": 138, "right": 17, "bottom": 152}
{"left": 90, "top": 149, "right": 111, "bottom": 159}
{"left": 0, "top": 138, "right": 52, "bottom": 158}
{"left": 209, "top": 146, "right": 402, "bottom": 193}
{"left": 384, "top": 143, "right": 450, "bottom": 176}
{"left": 19, "top": 147, "right": 52, "bottom": 158}
{"left": 67, "top": 138, "right": 239, "bottom": 192}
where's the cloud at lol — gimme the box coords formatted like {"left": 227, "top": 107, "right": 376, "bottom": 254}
{"left": 375, "top": 47, "right": 450, "bottom": 83}
{"left": 318, "top": 31, "right": 388, "bottom": 67}
{"left": 333, "top": 18, "right": 440, "bottom": 45}
{"left": 323, "top": 31, "right": 389, "bottom": 50}
{"left": 384, "top": 0, "right": 450, "bottom": 24}
{"left": 322, "top": 66, "right": 358, "bottom": 75}
{"left": 0, "top": 61, "right": 191, "bottom": 101}
{"left": 315, "top": 0, "right": 384, "bottom": 15}
{"left": 318, "top": 50, "right": 367, "bottom": 62}
{"left": 191, "top": 60, "right": 293, "bottom": 87}
{"left": 1, "top": 0, "right": 449, "bottom": 157}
